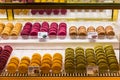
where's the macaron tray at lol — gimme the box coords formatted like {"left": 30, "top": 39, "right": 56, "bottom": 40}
{"left": 0, "top": 45, "right": 120, "bottom": 77}
{"left": 14, "top": 9, "right": 112, "bottom": 20}
{"left": 0, "top": 21, "right": 118, "bottom": 41}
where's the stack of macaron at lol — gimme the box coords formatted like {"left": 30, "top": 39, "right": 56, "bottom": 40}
{"left": 0, "top": 45, "right": 13, "bottom": 71}
{"left": 30, "top": 53, "right": 41, "bottom": 66}
{"left": 69, "top": 26, "right": 77, "bottom": 39}
{"left": 105, "top": 26, "right": 115, "bottom": 39}
{"left": 58, "top": 22, "right": 67, "bottom": 38}
{"left": 21, "top": 22, "right": 32, "bottom": 39}
{"left": 6, "top": 56, "right": 20, "bottom": 73}
{"left": 75, "top": 47, "right": 86, "bottom": 73}
{"left": 18, "top": 56, "right": 30, "bottom": 73}
{"left": 52, "top": 53, "right": 62, "bottom": 73}
{"left": 10, "top": 23, "right": 22, "bottom": 38}
{"left": 41, "top": 53, "right": 52, "bottom": 73}
{"left": 94, "top": 45, "right": 108, "bottom": 73}
{"left": 65, "top": 48, "right": 75, "bottom": 73}
{"left": 96, "top": 26, "right": 105, "bottom": 39}
{"left": 31, "top": 9, "right": 67, "bottom": 15}
{"left": 14, "top": 9, "right": 29, "bottom": 15}
{"left": 104, "top": 45, "right": 119, "bottom": 72}
{"left": 85, "top": 48, "right": 96, "bottom": 66}
{"left": 49, "top": 22, "right": 58, "bottom": 37}
{"left": 1, "top": 23, "right": 14, "bottom": 39}
{"left": 30, "top": 22, "right": 41, "bottom": 37}
{"left": 78, "top": 26, "right": 87, "bottom": 39}
{"left": 40, "top": 22, "right": 49, "bottom": 32}
{"left": 0, "top": 22, "right": 5, "bottom": 35}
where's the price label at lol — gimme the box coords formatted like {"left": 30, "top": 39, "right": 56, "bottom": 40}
{"left": 88, "top": 32, "right": 98, "bottom": 39}
{"left": 28, "top": 66, "right": 40, "bottom": 76}
{"left": 38, "top": 32, "right": 48, "bottom": 41}
{"left": 87, "top": 66, "right": 98, "bottom": 75}
{"left": 38, "top": 32, "right": 48, "bottom": 39}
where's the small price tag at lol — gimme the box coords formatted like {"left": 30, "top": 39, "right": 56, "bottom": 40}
{"left": 38, "top": 32, "right": 48, "bottom": 41}
{"left": 88, "top": 32, "right": 98, "bottom": 39}
{"left": 28, "top": 66, "right": 40, "bottom": 76}
{"left": 87, "top": 66, "right": 98, "bottom": 75}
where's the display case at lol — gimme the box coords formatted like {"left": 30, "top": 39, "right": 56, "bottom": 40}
{"left": 0, "top": 1, "right": 120, "bottom": 80}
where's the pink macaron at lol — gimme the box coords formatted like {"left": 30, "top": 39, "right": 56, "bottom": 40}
{"left": 39, "top": 9, "right": 45, "bottom": 15}
{"left": 53, "top": 9, "right": 59, "bottom": 15}
{"left": 60, "top": 9, "right": 67, "bottom": 15}
{"left": 31, "top": 9, "right": 38, "bottom": 15}
{"left": 45, "top": 9, "right": 52, "bottom": 15}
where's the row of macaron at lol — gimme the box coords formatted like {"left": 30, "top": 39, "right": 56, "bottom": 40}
{"left": 10, "top": 0, "right": 65, "bottom": 3}
{"left": 21, "top": 22, "right": 67, "bottom": 39}
{"left": 6, "top": 53, "right": 62, "bottom": 74}
{"left": 31, "top": 9, "right": 67, "bottom": 15}
{"left": 64, "top": 45, "right": 119, "bottom": 73}
{"left": 0, "top": 45, "right": 13, "bottom": 71}
{"left": 69, "top": 26, "right": 115, "bottom": 39}
{"left": 0, "top": 22, "right": 67, "bottom": 39}
{"left": 14, "top": 9, "right": 67, "bottom": 15}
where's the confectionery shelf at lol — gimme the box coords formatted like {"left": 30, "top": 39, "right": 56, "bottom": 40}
{"left": 0, "top": 1, "right": 120, "bottom": 80}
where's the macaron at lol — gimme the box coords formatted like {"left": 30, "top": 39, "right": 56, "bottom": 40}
{"left": 41, "top": 63, "right": 51, "bottom": 73}
{"left": 7, "top": 63, "right": 17, "bottom": 73}
{"left": 21, "top": 56, "right": 30, "bottom": 63}
{"left": 53, "top": 9, "right": 59, "bottom": 15}
{"left": 38, "top": 9, "right": 45, "bottom": 14}
{"left": 52, "top": 63, "right": 62, "bottom": 73}
{"left": 18, "top": 63, "right": 28, "bottom": 73}
{"left": 31, "top": 9, "right": 38, "bottom": 15}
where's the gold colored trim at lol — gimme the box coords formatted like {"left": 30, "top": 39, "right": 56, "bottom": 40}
{"left": 7, "top": 9, "right": 14, "bottom": 20}
{"left": 0, "top": 77, "right": 120, "bottom": 80}
{"left": 112, "top": 9, "right": 119, "bottom": 21}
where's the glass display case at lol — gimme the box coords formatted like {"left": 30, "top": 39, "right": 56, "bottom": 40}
{"left": 0, "top": 1, "right": 120, "bottom": 80}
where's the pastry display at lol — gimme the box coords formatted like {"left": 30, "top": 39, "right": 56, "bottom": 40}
{"left": 49, "top": 22, "right": 58, "bottom": 38}
{"left": 75, "top": 47, "right": 86, "bottom": 73}
{"left": 65, "top": 48, "right": 75, "bottom": 73}
{"left": 104, "top": 45, "right": 119, "bottom": 72}
{"left": 69, "top": 26, "right": 77, "bottom": 39}
{"left": 58, "top": 22, "right": 67, "bottom": 38}
{"left": 30, "top": 53, "right": 41, "bottom": 66}
{"left": 96, "top": 26, "right": 105, "bottom": 39}
{"left": 0, "top": 45, "right": 13, "bottom": 71}
{"left": 85, "top": 48, "right": 96, "bottom": 66}
{"left": 6, "top": 63, "right": 17, "bottom": 73}
{"left": 18, "top": 56, "right": 30, "bottom": 73}
{"left": 30, "top": 22, "right": 41, "bottom": 37}
{"left": 31, "top": 9, "right": 67, "bottom": 15}
{"left": 1, "top": 23, "right": 14, "bottom": 39}
{"left": 18, "top": 63, "right": 29, "bottom": 73}
{"left": 41, "top": 53, "right": 52, "bottom": 73}
{"left": 21, "top": 22, "right": 32, "bottom": 39}
{"left": 10, "top": 23, "right": 22, "bottom": 39}
{"left": 78, "top": 26, "right": 87, "bottom": 39}
{"left": 7, "top": 56, "right": 19, "bottom": 73}
{"left": 52, "top": 53, "right": 62, "bottom": 73}
{"left": 40, "top": 21, "right": 49, "bottom": 32}
{"left": 105, "top": 26, "right": 115, "bottom": 39}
